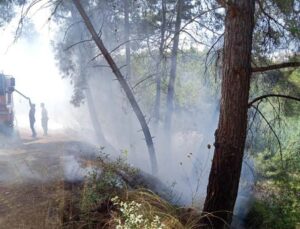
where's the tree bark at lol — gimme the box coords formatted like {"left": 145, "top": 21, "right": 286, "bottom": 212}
{"left": 153, "top": 0, "right": 166, "bottom": 126}
{"left": 165, "top": 0, "right": 182, "bottom": 133}
{"left": 200, "top": 1, "right": 255, "bottom": 228}
{"left": 72, "top": 0, "right": 158, "bottom": 174}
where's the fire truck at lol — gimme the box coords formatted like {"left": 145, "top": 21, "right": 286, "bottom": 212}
{"left": 0, "top": 73, "right": 32, "bottom": 135}
{"left": 0, "top": 73, "right": 15, "bottom": 134}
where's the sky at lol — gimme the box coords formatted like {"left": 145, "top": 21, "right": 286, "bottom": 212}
{"left": 0, "top": 5, "right": 77, "bottom": 131}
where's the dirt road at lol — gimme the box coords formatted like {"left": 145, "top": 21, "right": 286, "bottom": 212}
{"left": 0, "top": 132, "right": 98, "bottom": 229}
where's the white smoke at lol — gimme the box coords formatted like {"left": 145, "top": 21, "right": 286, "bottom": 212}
{"left": 0, "top": 6, "right": 88, "bottom": 136}
{"left": 0, "top": 3, "right": 254, "bottom": 216}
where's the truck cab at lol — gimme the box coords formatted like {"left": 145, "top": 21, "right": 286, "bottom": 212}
{"left": 0, "top": 73, "right": 15, "bottom": 134}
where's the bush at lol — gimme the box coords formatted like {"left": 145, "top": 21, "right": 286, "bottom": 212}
{"left": 111, "top": 196, "right": 166, "bottom": 229}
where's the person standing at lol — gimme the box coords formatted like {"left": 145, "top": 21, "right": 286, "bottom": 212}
{"left": 29, "top": 101, "right": 36, "bottom": 138}
{"left": 40, "top": 103, "right": 48, "bottom": 136}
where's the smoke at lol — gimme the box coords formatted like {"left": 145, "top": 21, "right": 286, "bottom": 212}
{"left": 35, "top": 11, "right": 221, "bottom": 204}
{"left": 0, "top": 7, "right": 88, "bottom": 135}
{"left": 0, "top": 3, "right": 256, "bottom": 219}
{"left": 83, "top": 61, "right": 220, "bottom": 206}
{"left": 232, "top": 156, "right": 256, "bottom": 227}
{"left": 62, "top": 155, "right": 93, "bottom": 182}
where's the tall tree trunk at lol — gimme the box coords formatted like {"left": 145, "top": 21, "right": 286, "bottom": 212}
{"left": 124, "top": 0, "right": 131, "bottom": 79}
{"left": 165, "top": 0, "right": 182, "bottom": 133}
{"left": 153, "top": 0, "right": 166, "bottom": 126}
{"left": 124, "top": 0, "right": 135, "bottom": 154}
{"left": 72, "top": 0, "right": 158, "bottom": 174}
{"left": 85, "top": 84, "right": 106, "bottom": 144}
{"left": 200, "top": 1, "right": 255, "bottom": 228}
{"left": 85, "top": 82, "right": 118, "bottom": 154}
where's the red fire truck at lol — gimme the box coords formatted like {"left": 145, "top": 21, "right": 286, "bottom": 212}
{"left": 0, "top": 73, "right": 15, "bottom": 134}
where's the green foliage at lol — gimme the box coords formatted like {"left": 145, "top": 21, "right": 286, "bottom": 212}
{"left": 0, "top": 0, "right": 26, "bottom": 27}
{"left": 76, "top": 151, "right": 203, "bottom": 229}
{"left": 246, "top": 190, "right": 300, "bottom": 229}
{"left": 246, "top": 199, "right": 296, "bottom": 229}
{"left": 246, "top": 200, "right": 276, "bottom": 229}
{"left": 272, "top": 69, "right": 300, "bottom": 117}
{"left": 247, "top": 139, "right": 300, "bottom": 229}
{"left": 253, "top": 0, "right": 300, "bottom": 58}
{"left": 80, "top": 169, "right": 121, "bottom": 212}
{"left": 248, "top": 64, "right": 300, "bottom": 229}
{"left": 80, "top": 150, "right": 138, "bottom": 212}
{"left": 0, "top": 1, "right": 14, "bottom": 27}
{"left": 273, "top": 0, "right": 294, "bottom": 14}
{"left": 131, "top": 49, "right": 219, "bottom": 116}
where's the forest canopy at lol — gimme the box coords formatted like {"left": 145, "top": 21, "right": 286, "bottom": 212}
{"left": 0, "top": 0, "right": 299, "bottom": 228}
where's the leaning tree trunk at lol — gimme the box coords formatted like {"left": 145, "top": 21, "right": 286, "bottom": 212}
{"left": 200, "top": 1, "right": 255, "bottom": 228}
{"left": 164, "top": 0, "right": 182, "bottom": 133}
{"left": 72, "top": 0, "right": 158, "bottom": 174}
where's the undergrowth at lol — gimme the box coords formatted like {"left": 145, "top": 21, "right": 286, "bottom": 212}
{"left": 62, "top": 149, "right": 205, "bottom": 228}
{"left": 246, "top": 141, "right": 300, "bottom": 229}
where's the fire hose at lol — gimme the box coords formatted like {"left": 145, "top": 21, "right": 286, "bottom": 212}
{"left": 13, "top": 88, "right": 32, "bottom": 105}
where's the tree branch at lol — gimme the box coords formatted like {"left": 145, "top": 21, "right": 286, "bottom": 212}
{"left": 204, "top": 33, "right": 224, "bottom": 73}
{"left": 163, "top": 6, "right": 222, "bottom": 51}
{"left": 132, "top": 73, "right": 156, "bottom": 90}
{"left": 64, "top": 39, "right": 92, "bottom": 51}
{"left": 88, "top": 38, "right": 142, "bottom": 64}
{"left": 251, "top": 105, "right": 284, "bottom": 169}
{"left": 252, "top": 62, "right": 300, "bottom": 73}
{"left": 256, "top": 0, "right": 286, "bottom": 30}
{"left": 248, "top": 94, "right": 300, "bottom": 107}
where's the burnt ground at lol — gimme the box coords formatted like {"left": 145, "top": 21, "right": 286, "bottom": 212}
{"left": 0, "top": 132, "right": 98, "bottom": 229}
{"left": 1, "top": 131, "right": 216, "bottom": 229}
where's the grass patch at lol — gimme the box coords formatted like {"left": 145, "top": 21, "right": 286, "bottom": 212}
{"left": 62, "top": 152, "right": 205, "bottom": 228}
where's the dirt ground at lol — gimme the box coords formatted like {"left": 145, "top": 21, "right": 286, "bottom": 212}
{"left": 0, "top": 131, "right": 98, "bottom": 229}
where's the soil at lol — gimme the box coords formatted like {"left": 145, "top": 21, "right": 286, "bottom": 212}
{"left": 0, "top": 131, "right": 177, "bottom": 228}
{"left": 0, "top": 131, "right": 97, "bottom": 229}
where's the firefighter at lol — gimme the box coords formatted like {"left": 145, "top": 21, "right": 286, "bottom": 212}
{"left": 40, "top": 103, "right": 48, "bottom": 136}
{"left": 29, "top": 101, "right": 37, "bottom": 138}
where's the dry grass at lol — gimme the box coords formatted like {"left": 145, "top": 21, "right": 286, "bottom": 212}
{"left": 119, "top": 189, "right": 202, "bottom": 229}
{"left": 0, "top": 181, "right": 64, "bottom": 228}
{"left": 63, "top": 186, "right": 207, "bottom": 229}
{"left": 0, "top": 136, "right": 220, "bottom": 229}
